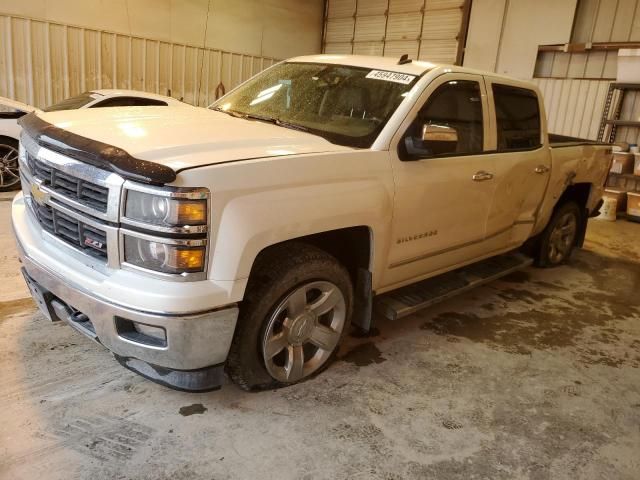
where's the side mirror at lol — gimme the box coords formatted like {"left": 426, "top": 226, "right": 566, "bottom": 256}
{"left": 422, "top": 123, "right": 458, "bottom": 143}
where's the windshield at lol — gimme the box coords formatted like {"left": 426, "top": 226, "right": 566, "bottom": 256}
{"left": 43, "top": 92, "right": 98, "bottom": 112}
{"left": 209, "top": 62, "right": 418, "bottom": 148}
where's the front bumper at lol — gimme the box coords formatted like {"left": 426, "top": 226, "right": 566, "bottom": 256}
{"left": 12, "top": 193, "right": 239, "bottom": 391}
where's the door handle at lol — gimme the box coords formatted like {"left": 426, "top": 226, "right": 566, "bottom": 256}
{"left": 534, "top": 165, "right": 550, "bottom": 174}
{"left": 472, "top": 170, "right": 494, "bottom": 181}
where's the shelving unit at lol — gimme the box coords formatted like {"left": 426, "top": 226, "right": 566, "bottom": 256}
{"left": 598, "top": 83, "right": 640, "bottom": 200}
{"left": 598, "top": 83, "right": 640, "bottom": 144}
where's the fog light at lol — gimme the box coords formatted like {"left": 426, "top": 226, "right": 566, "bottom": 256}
{"left": 115, "top": 317, "right": 167, "bottom": 347}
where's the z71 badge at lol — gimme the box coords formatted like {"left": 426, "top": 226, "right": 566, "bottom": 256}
{"left": 84, "top": 236, "right": 104, "bottom": 250}
{"left": 397, "top": 230, "right": 438, "bottom": 244}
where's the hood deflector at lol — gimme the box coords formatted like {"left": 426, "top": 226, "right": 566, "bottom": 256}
{"left": 19, "top": 113, "right": 177, "bottom": 185}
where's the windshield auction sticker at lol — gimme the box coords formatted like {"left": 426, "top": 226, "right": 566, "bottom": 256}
{"left": 365, "top": 70, "right": 416, "bottom": 84}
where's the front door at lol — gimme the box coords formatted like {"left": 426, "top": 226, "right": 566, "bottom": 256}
{"left": 383, "top": 74, "right": 496, "bottom": 290}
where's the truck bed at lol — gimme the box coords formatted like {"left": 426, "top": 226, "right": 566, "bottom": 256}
{"left": 548, "top": 133, "right": 609, "bottom": 148}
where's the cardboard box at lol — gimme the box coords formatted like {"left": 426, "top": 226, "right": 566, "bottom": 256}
{"left": 634, "top": 153, "right": 640, "bottom": 176}
{"left": 627, "top": 192, "right": 640, "bottom": 221}
{"left": 604, "top": 188, "right": 627, "bottom": 212}
{"left": 611, "top": 152, "right": 634, "bottom": 174}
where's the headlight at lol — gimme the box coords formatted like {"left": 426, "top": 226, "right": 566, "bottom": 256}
{"left": 124, "top": 190, "right": 208, "bottom": 229}
{"left": 123, "top": 235, "right": 206, "bottom": 274}
{"left": 120, "top": 183, "right": 210, "bottom": 279}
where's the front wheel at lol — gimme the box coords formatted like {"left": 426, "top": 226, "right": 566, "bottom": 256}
{"left": 226, "top": 242, "right": 353, "bottom": 391}
{"left": 535, "top": 201, "right": 581, "bottom": 267}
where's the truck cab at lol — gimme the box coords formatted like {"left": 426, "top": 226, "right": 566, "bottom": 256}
{"left": 11, "top": 55, "right": 610, "bottom": 391}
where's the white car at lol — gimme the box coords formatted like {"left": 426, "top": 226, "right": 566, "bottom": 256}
{"left": 0, "top": 90, "right": 188, "bottom": 191}
{"left": 12, "top": 55, "right": 611, "bottom": 392}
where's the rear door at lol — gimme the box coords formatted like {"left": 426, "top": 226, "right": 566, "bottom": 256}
{"left": 484, "top": 80, "right": 551, "bottom": 247}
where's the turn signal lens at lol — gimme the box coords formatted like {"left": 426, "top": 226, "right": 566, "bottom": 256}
{"left": 172, "top": 248, "right": 204, "bottom": 270}
{"left": 175, "top": 201, "right": 207, "bottom": 225}
{"left": 124, "top": 235, "right": 206, "bottom": 274}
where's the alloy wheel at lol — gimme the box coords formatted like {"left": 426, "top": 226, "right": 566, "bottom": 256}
{"left": 548, "top": 211, "right": 577, "bottom": 264}
{"left": 0, "top": 145, "right": 20, "bottom": 189}
{"left": 262, "top": 280, "right": 346, "bottom": 383}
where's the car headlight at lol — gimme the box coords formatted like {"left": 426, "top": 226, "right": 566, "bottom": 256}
{"left": 124, "top": 190, "right": 208, "bottom": 228}
{"left": 123, "top": 235, "right": 206, "bottom": 274}
{"left": 120, "top": 183, "right": 210, "bottom": 278}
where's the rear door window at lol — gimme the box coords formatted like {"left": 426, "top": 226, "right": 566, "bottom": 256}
{"left": 492, "top": 84, "right": 541, "bottom": 151}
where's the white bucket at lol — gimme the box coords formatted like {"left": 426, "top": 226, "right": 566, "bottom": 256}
{"left": 597, "top": 196, "right": 618, "bottom": 221}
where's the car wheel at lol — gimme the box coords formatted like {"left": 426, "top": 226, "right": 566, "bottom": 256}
{"left": 0, "top": 138, "right": 20, "bottom": 192}
{"left": 226, "top": 242, "right": 353, "bottom": 391}
{"left": 535, "top": 201, "right": 581, "bottom": 267}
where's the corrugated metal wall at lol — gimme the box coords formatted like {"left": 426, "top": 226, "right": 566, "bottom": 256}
{"left": 322, "top": 0, "right": 468, "bottom": 64}
{"left": 533, "top": 0, "right": 640, "bottom": 142}
{"left": 573, "top": 0, "right": 640, "bottom": 42}
{"left": 532, "top": 78, "right": 611, "bottom": 138}
{"left": 534, "top": 50, "right": 618, "bottom": 80}
{"left": 0, "top": 14, "right": 279, "bottom": 109}
{"left": 534, "top": 0, "right": 640, "bottom": 79}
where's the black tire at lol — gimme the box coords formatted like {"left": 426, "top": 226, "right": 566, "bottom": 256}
{"left": 535, "top": 201, "right": 582, "bottom": 267}
{"left": 0, "top": 138, "right": 21, "bottom": 192}
{"left": 226, "top": 242, "right": 353, "bottom": 391}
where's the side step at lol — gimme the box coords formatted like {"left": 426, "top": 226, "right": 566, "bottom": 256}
{"left": 374, "top": 251, "right": 533, "bottom": 321}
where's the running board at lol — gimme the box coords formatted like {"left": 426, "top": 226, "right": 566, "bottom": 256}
{"left": 374, "top": 252, "right": 533, "bottom": 321}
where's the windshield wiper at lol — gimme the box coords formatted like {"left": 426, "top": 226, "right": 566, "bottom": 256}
{"left": 211, "top": 107, "right": 310, "bottom": 133}
{"left": 210, "top": 106, "right": 245, "bottom": 118}
{"left": 273, "top": 119, "right": 310, "bottom": 133}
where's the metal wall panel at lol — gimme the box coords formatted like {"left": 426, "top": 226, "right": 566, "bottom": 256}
{"left": 323, "top": 0, "right": 468, "bottom": 64}
{"left": 354, "top": 15, "right": 386, "bottom": 42}
{"left": 535, "top": 50, "right": 620, "bottom": 80}
{"left": 357, "top": 0, "right": 388, "bottom": 16}
{"left": 532, "top": 78, "right": 624, "bottom": 141}
{"left": 573, "top": 0, "right": 640, "bottom": 42}
{"left": 327, "top": 0, "right": 357, "bottom": 18}
{"left": 533, "top": 0, "right": 640, "bottom": 144}
{"left": 0, "top": 14, "right": 278, "bottom": 109}
{"left": 386, "top": 12, "right": 423, "bottom": 41}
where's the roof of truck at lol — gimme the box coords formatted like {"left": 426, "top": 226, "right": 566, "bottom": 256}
{"left": 288, "top": 54, "right": 438, "bottom": 76}
{"left": 287, "top": 54, "right": 536, "bottom": 87}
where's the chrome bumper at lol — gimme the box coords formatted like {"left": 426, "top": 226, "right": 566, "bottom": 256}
{"left": 15, "top": 234, "right": 239, "bottom": 391}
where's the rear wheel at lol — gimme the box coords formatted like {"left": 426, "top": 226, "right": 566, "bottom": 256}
{"left": 535, "top": 201, "right": 581, "bottom": 267}
{"left": 0, "top": 138, "right": 20, "bottom": 192}
{"left": 226, "top": 242, "right": 353, "bottom": 391}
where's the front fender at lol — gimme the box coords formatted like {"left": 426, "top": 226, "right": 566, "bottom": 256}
{"left": 178, "top": 151, "right": 395, "bottom": 289}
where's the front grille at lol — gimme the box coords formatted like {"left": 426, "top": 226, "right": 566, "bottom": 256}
{"left": 26, "top": 151, "right": 109, "bottom": 212}
{"left": 31, "top": 201, "right": 108, "bottom": 260}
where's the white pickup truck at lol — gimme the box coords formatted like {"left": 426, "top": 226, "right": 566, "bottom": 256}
{"left": 12, "top": 55, "right": 611, "bottom": 391}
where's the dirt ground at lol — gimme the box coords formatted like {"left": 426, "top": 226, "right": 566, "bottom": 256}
{"left": 1, "top": 191, "right": 639, "bottom": 479}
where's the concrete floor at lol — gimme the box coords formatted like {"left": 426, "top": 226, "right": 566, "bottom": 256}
{"left": 1, "top": 190, "right": 639, "bottom": 479}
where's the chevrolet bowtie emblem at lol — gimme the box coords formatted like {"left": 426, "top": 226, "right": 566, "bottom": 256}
{"left": 30, "top": 183, "right": 50, "bottom": 205}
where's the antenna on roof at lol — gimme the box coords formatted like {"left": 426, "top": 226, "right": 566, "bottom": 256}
{"left": 398, "top": 54, "right": 412, "bottom": 65}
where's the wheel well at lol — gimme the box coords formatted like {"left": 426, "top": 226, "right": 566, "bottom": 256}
{"left": 254, "top": 226, "right": 372, "bottom": 285}
{"left": 555, "top": 183, "right": 591, "bottom": 212}
{"left": 0, "top": 135, "right": 19, "bottom": 146}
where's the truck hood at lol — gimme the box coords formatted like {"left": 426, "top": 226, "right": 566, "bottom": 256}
{"left": 36, "top": 106, "right": 352, "bottom": 172}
